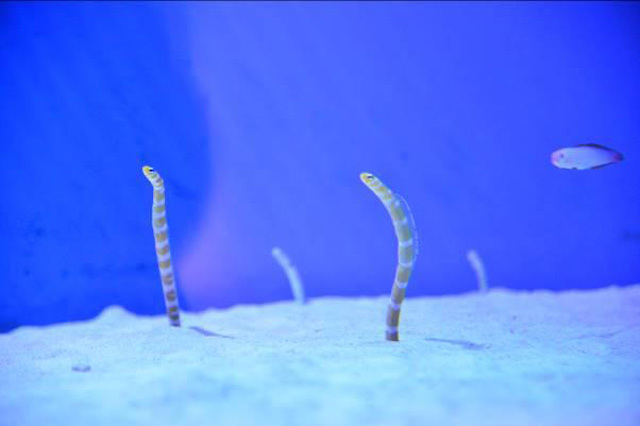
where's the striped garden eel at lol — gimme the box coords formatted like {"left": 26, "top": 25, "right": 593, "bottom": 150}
{"left": 142, "top": 165, "right": 181, "bottom": 327}
{"left": 360, "top": 173, "right": 418, "bottom": 341}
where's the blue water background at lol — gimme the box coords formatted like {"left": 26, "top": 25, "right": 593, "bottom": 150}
{"left": 1, "top": 2, "right": 638, "bottom": 331}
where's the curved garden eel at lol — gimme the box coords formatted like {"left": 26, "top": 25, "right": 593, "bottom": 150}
{"left": 466, "top": 249, "right": 488, "bottom": 293}
{"left": 360, "top": 172, "right": 418, "bottom": 341}
{"left": 142, "top": 166, "right": 181, "bottom": 326}
{"left": 272, "top": 246, "right": 307, "bottom": 305}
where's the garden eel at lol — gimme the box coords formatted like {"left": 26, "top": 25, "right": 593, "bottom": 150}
{"left": 360, "top": 173, "right": 418, "bottom": 341}
{"left": 272, "top": 247, "right": 307, "bottom": 305}
{"left": 466, "top": 249, "right": 488, "bottom": 293}
{"left": 142, "top": 166, "right": 181, "bottom": 327}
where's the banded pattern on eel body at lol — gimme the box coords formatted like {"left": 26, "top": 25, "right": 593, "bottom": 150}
{"left": 360, "top": 172, "right": 418, "bottom": 341}
{"left": 142, "top": 166, "right": 181, "bottom": 327}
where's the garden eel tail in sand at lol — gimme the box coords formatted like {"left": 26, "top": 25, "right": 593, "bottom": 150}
{"left": 142, "top": 166, "right": 181, "bottom": 327}
{"left": 360, "top": 173, "right": 418, "bottom": 341}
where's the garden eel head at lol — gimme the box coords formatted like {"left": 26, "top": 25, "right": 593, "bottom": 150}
{"left": 359, "top": 172, "right": 378, "bottom": 188}
{"left": 142, "top": 165, "right": 162, "bottom": 187}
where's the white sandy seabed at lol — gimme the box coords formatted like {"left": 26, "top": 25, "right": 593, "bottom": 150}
{"left": 1, "top": 286, "right": 639, "bottom": 426}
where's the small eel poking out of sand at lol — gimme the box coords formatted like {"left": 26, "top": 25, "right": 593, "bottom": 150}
{"left": 142, "top": 166, "right": 181, "bottom": 327}
{"left": 272, "top": 247, "right": 307, "bottom": 305}
{"left": 360, "top": 173, "right": 418, "bottom": 341}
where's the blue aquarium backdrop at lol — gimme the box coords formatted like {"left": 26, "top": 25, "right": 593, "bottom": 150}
{"left": 1, "top": 1, "right": 639, "bottom": 331}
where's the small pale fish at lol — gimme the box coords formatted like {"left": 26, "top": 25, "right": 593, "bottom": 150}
{"left": 551, "top": 144, "right": 623, "bottom": 170}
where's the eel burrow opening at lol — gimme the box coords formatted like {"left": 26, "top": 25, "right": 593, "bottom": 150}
{"left": 360, "top": 172, "right": 418, "bottom": 341}
{"left": 142, "top": 165, "right": 181, "bottom": 327}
